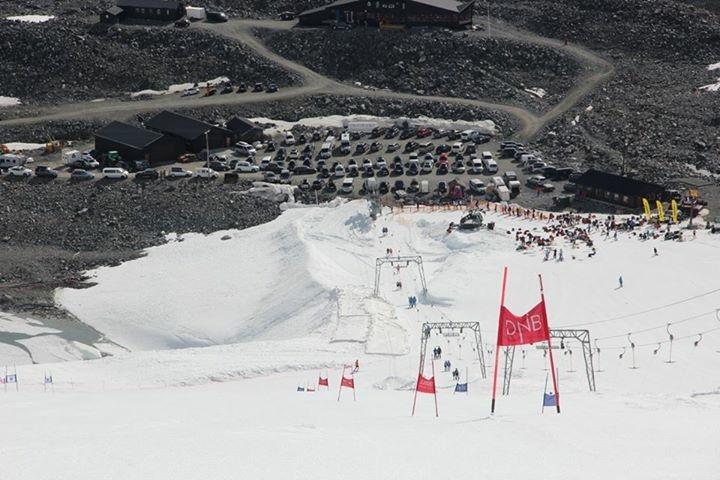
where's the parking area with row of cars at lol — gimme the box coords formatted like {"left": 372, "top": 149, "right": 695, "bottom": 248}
{"left": 1, "top": 124, "right": 579, "bottom": 207}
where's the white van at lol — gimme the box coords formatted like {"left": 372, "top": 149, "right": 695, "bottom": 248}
{"left": 284, "top": 131, "right": 296, "bottom": 146}
{"left": 472, "top": 158, "right": 484, "bottom": 174}
{"left": 483, "top": 157, "right": 498, "bottom": 174}
{"left": 496, "top": 185, "right": 511, "bottom": 202}
{"left": 319, "top": 142, "right": 332, "bottom": 159}
{"left": 62, "top": 150, "right": 82, "bottom": 165}
{"left": 340, "top": 133, "right": 351, "bottom": 154}
{"left": 341, "top": 177, "right": 354, "bottom": 194}
{"left": 0, "top": 154, "right": 27, "bottom": 169}
{"left": 451, "top": 142, "right": 463, "bottom": 154}
{"left": 508, "top": 180, "right": 521, "bottom": 196}
{"left": 420, "top": 180, "right": 429, "bottom": 194}
{"left": 492, "top": 176, "right": 506, "bottom": 188}
{"left": 235, "top": 141, "right": 256, "bottom": 157}
{"left": 102, "top": 167, "right": 129, "bottom": 179}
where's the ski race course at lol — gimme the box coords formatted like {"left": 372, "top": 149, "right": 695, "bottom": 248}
{"left": 2, "top": 200, "right": 719, "bottom": 479}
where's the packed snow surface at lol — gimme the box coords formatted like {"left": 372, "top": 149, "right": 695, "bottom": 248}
{"left": 5, "top": 201, "right": 720, "bottom": 479}
{"left": 130, "top": 76, "right": 230, "bottom": 97}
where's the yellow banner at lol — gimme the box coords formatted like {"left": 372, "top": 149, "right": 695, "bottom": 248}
{"left": 656, "top": 200, "right": 665, "bottom": 222}
{"left": 642, "top": 198, "right": 651, "bottom": 220}
{"left": 671, "top": 199, "right": 679, "bottom": 223}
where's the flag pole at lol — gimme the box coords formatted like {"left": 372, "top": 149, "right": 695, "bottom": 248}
{"left": 352, "top": 372, "right": 356, "bottom": 402}
{"left": 539, "top": 274, "right": 560, "bottom": 413}
{"left": 337, "top": 365, "right": 345, "bottom": 402}
{"left": 466, "top": 366, "right": 469, "bottom": 395}
{"left": 491, "top": 266, "right": 508, "bottom": 414}
{"left": 542, "top": 372, "right": 549, "bottom": 414}
{"left": 431, "top": 356, "right": 438, "bottom": 417}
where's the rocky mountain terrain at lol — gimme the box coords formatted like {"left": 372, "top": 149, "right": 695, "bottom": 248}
{"left": 0, "top": 17, "right": 299, "bottom": 105}
{"left": 259, "top": 28, "right": 581, "bottom": 111}
{"left": 493, "top": 0, "right": 720, "bottom": 181}
{"left": 0, "top": 179, "right": 280, "bottom": 313}
{"left": 2, "top": 0, "right": 326, "bottom": 18}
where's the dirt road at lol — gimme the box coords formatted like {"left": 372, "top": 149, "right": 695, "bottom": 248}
{"left": 0, "top": 18, "right": 614, "bottom": 142}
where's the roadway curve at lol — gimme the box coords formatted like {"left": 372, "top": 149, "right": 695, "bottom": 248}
{"left": 0, "top": 19, "right": 614, "bottom": 142}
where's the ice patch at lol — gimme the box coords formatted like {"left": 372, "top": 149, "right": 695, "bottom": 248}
{"left": 524, "top": 87, "right": 547, "bottom": 98}
{"left": 708, "top": 62, "right": 720, "bottom": 71}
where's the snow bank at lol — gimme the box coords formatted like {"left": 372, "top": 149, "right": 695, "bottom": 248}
{"left": 129, "top": 76, "right": 229, "bottom": 97}
{"left": 708, "top": 61, "right": 720, "bottom": 71}
{"left": 524, "top": 87, "right": 547, "bottom": 98}
{"left": 251, "top": 114, "right": 498, "bottom": 136}
{"left": 700, "top": 79, "right": 720, "bottom": 92}
{"left": 5, "top": 15, "right": 55, "bottom": 23}
{"left": 0, "top": 96, "right": 21, "bottom": 107}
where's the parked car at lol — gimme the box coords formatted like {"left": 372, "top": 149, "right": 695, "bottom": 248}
{"left": 279, "top": 11, "right": 295, "bottom": 20}
{"left": 135, "top": 168, "right": 159, "bottom": 180}
{"left": 235, "top": 141, "right": 257, "bottom": 157}
{"left": 182, "top": 87, "right": 199, "bottom": 97}
{"left": 175, "top": 18, "right": 190, "bottom": 28}
{"left": 70, "top": 169, "right": 94, "bottom": 181}
{"left": 169, "top": 167, "right": 193, "bottom": 178}
{"left": 503, "top": 171, "right": 518, "bottom": 184}
{"left": 34, "top": 166, "right": 58, "bottom": 178}
{"left": 468, "top": 178, "right": 486, "bottom": 195}
{"left": 102, "top": 167, "right": 129, "bottom": 179}
{"left": 386, "top": 143, "right": 400, "bottom": 153}
{"left": 264, "top": 171, "right": 279, "bottom": 183}
{"left": 355, "top": 143, "right": 368, "bottom": 154}
{"left": 177, "top": 153, "right": 198, "bottom": 163}
{"left": 340, "top": 178, "right": 354, "bottom": 194}
{"left": 7, "top": 166, "right": 32, "bottom": 177}
{"left": 267, "top": 83, "right": 278, "bottom": 93}
{"left": 235, "top": 161, "right": 259, "bottom": 173}
{"left": 451, "top": 161, "right": 466, "bottom": 174}
{"left": 563, "top": 182, "right": 577, "bottom": 193}
{"left": 252, "top": 82, "right": 264, "bottom": 92}
{"left": 206, "top": 11, "right": 228, "bottom": 22}
{"left": 236, "top": 83, "right": 247, "bottom": 93}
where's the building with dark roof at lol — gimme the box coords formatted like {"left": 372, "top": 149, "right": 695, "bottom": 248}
{"left": 144, "top": 111, "right": 234, "bottom": 153}
{"left": 574, "top": 169, "right": 667, "bottom": 209}
{"left": 101, "top": 0, "right": 184, "bottom": 24}
{"left": 226, "top": 116, "right": 264, "bottom": 143}
{"left": 298, "top": 0, "right": 475, "bottom": 28}
{"left": 94, "top": 121, "right": 185, "bottom": 165}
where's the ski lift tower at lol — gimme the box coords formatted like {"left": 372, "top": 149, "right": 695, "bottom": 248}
{"left": 419, "top": 322, "right": 487, "bottom": 379}
{"left": 374, "top": 255, "right": 428, "bottom": 297}
{"left": 501, "top": 328, "right": 596, "bottom": 395}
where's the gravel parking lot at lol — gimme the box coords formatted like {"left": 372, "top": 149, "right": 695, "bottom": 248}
{"left": 3, "top": 126, "right": 572, "bottom": 210}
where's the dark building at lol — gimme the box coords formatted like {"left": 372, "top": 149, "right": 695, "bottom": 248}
{"left": 100, "top": 6, "right": 125, "bottom": 24}
{"left": 574, "top": 169, "right": 666, "bottom": 209}
{"left": 298, "top": 0, "right": 474, "bottom": 28}
{"left": 144, "top": 111, "right": 234, "bottom": 153}
{"left": 226, "top": 116, "right": 264, "bottom": 143}
{"left": 95, "top": 121, "right": 184, "bottom": 165}
{"left": 102, "top": 0, "right": 184, "bottom": 24}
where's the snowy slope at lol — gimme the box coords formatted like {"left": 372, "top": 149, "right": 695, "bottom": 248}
{"left": 3, "top": 200, "right": 717, "bottom": 479}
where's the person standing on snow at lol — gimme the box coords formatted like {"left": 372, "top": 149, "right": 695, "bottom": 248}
{"left": 619, "top": 276, "right": 624, "bottom": 288}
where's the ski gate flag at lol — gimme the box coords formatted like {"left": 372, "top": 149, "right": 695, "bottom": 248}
{"left": 340, "top": 376, "right": 354, "bottom": 389}
{"left": 497, "top": 301, "right": 550, "bottom": 346}
{"left": 416, "top": 375, "right": 436, "bottom": 394}
{"left": 491, "top": 267, "right": 561, "bottom": 414}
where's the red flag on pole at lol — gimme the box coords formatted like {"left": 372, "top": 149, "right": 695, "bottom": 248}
{"left": 416, "top": 374, "right": 436, "bottom": 394}
{"left": 340, "top": 376, "right": 355, "bottom": 389}
{"left": 497, "top": 301, "right": 550, "bottom": 346}
{"left": 318, "top": 376, "right": 329, "bottom": 387}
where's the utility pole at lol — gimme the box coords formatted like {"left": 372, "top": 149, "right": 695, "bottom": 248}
{"left": 204, "top": 130, "right": 210, "bottom": 167}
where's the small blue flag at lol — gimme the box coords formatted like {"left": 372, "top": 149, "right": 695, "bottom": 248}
{"left": 44, "top": 375, "right": 53, "bottom": 384}
{"left": 5, "top": 374, "right": 17, "bottom": 384}
{"left": 455, "top": 382, "right": 468, "bottom": 393}
{"left": 543, "top": 393, "right": 557, "bottom": 407}
{"left": 297, "top": 386, "right": 305, "bottom": 392}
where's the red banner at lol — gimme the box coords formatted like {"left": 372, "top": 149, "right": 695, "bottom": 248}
{"left": 497, "top": 301, "right": 550, "bottom": 346}
{"left": 416, "top": 375, "right": 436, "bottom": 394}
{"left": 318, "top": 377, "right": 329, "bottom": 387}
{"left": 340, "top": 376, "right": 354, "bottom": 389}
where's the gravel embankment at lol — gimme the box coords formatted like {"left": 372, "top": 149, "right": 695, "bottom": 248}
{"left": 259, "top": 28, "right": 581, "bottom": 111}
{"left": 0, "top": 17, "right": 300, "bottom": 105}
